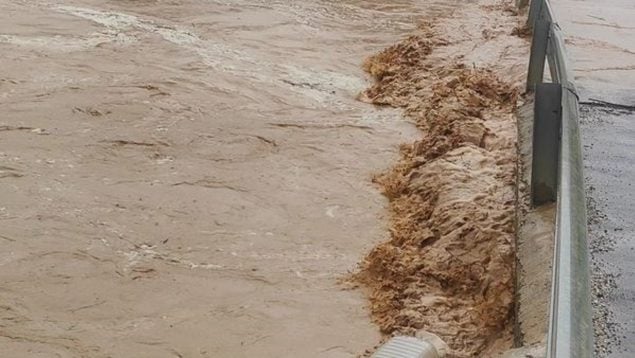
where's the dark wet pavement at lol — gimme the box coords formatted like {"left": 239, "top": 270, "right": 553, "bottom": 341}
{"left": 552, "top": 0, "right": 635, "bottom": 356}
{"left": 581, "top": 105, "right": 635, "bottom": 357}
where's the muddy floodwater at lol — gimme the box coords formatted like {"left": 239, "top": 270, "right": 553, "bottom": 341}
{"left": 0, "top": 1, "right": 464, "bottom": 357}
{"left": 0, "top": 0, "right": 534, "bottom": 356}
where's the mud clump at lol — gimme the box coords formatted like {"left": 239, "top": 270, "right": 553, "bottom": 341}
{"left": 355, "top": 26, "right": 519, "bottom": 358}
{"left": 360, "top": 23, "right": 441, "bottom": 108}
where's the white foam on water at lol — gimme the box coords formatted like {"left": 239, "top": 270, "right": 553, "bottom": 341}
{"left": 55, "top": 5, "right": 364, "bottom": 107}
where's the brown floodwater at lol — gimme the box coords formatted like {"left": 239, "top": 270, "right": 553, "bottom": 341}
{"left": 0, "top": 0, "right": 538, "bottom": 356}
{"left": 0, "top": 0, "right": 461, "bottom": 357}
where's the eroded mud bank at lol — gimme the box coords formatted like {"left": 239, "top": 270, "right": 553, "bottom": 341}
{"left": 354, "top": 2, "right": 529, "bottom": 356}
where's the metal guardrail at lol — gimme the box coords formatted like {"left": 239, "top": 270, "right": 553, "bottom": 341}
{"left": 525, "top": 0, "right": 593, "bottom": 357}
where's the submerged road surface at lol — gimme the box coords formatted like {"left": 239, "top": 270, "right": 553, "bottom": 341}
{"left": 553, "top": 0, "right": 635, "bottom": 356}
{"left": 0, "top": 1, "right": 458, "bottom": 357}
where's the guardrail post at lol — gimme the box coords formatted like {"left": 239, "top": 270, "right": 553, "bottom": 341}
{"left": 517, "top": 0, "right": 530, "bottom": 9}
{"left": 524, "top": 0, "right": 594, "bottom": 355}
{"left": 527, "top": 0, "right": 544, "bottom": 29}
{"left": 531, "top": 83, "right": 561, "bottom": 206}
{"left": 526, "top": 17, "right": 550, "bottom": 91}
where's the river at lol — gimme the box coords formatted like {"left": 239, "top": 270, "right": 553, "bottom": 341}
{"left": 0, "top": 0, "right": 461, "bottom": 357}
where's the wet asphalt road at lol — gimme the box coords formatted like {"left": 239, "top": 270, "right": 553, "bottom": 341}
{"left": 581, "top": 103, "right": 635, "bottom": 357}
{"left": 552, "top": 0, "right": 635, "bottom": 356}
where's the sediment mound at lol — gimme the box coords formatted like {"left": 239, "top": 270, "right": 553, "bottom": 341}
{"left": 355, "top": 24, "right": 519, "bottom": 358}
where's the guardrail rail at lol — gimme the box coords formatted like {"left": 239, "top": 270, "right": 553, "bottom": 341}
{"left": 525, "top": 0, "right": 593, "bottom": 357}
